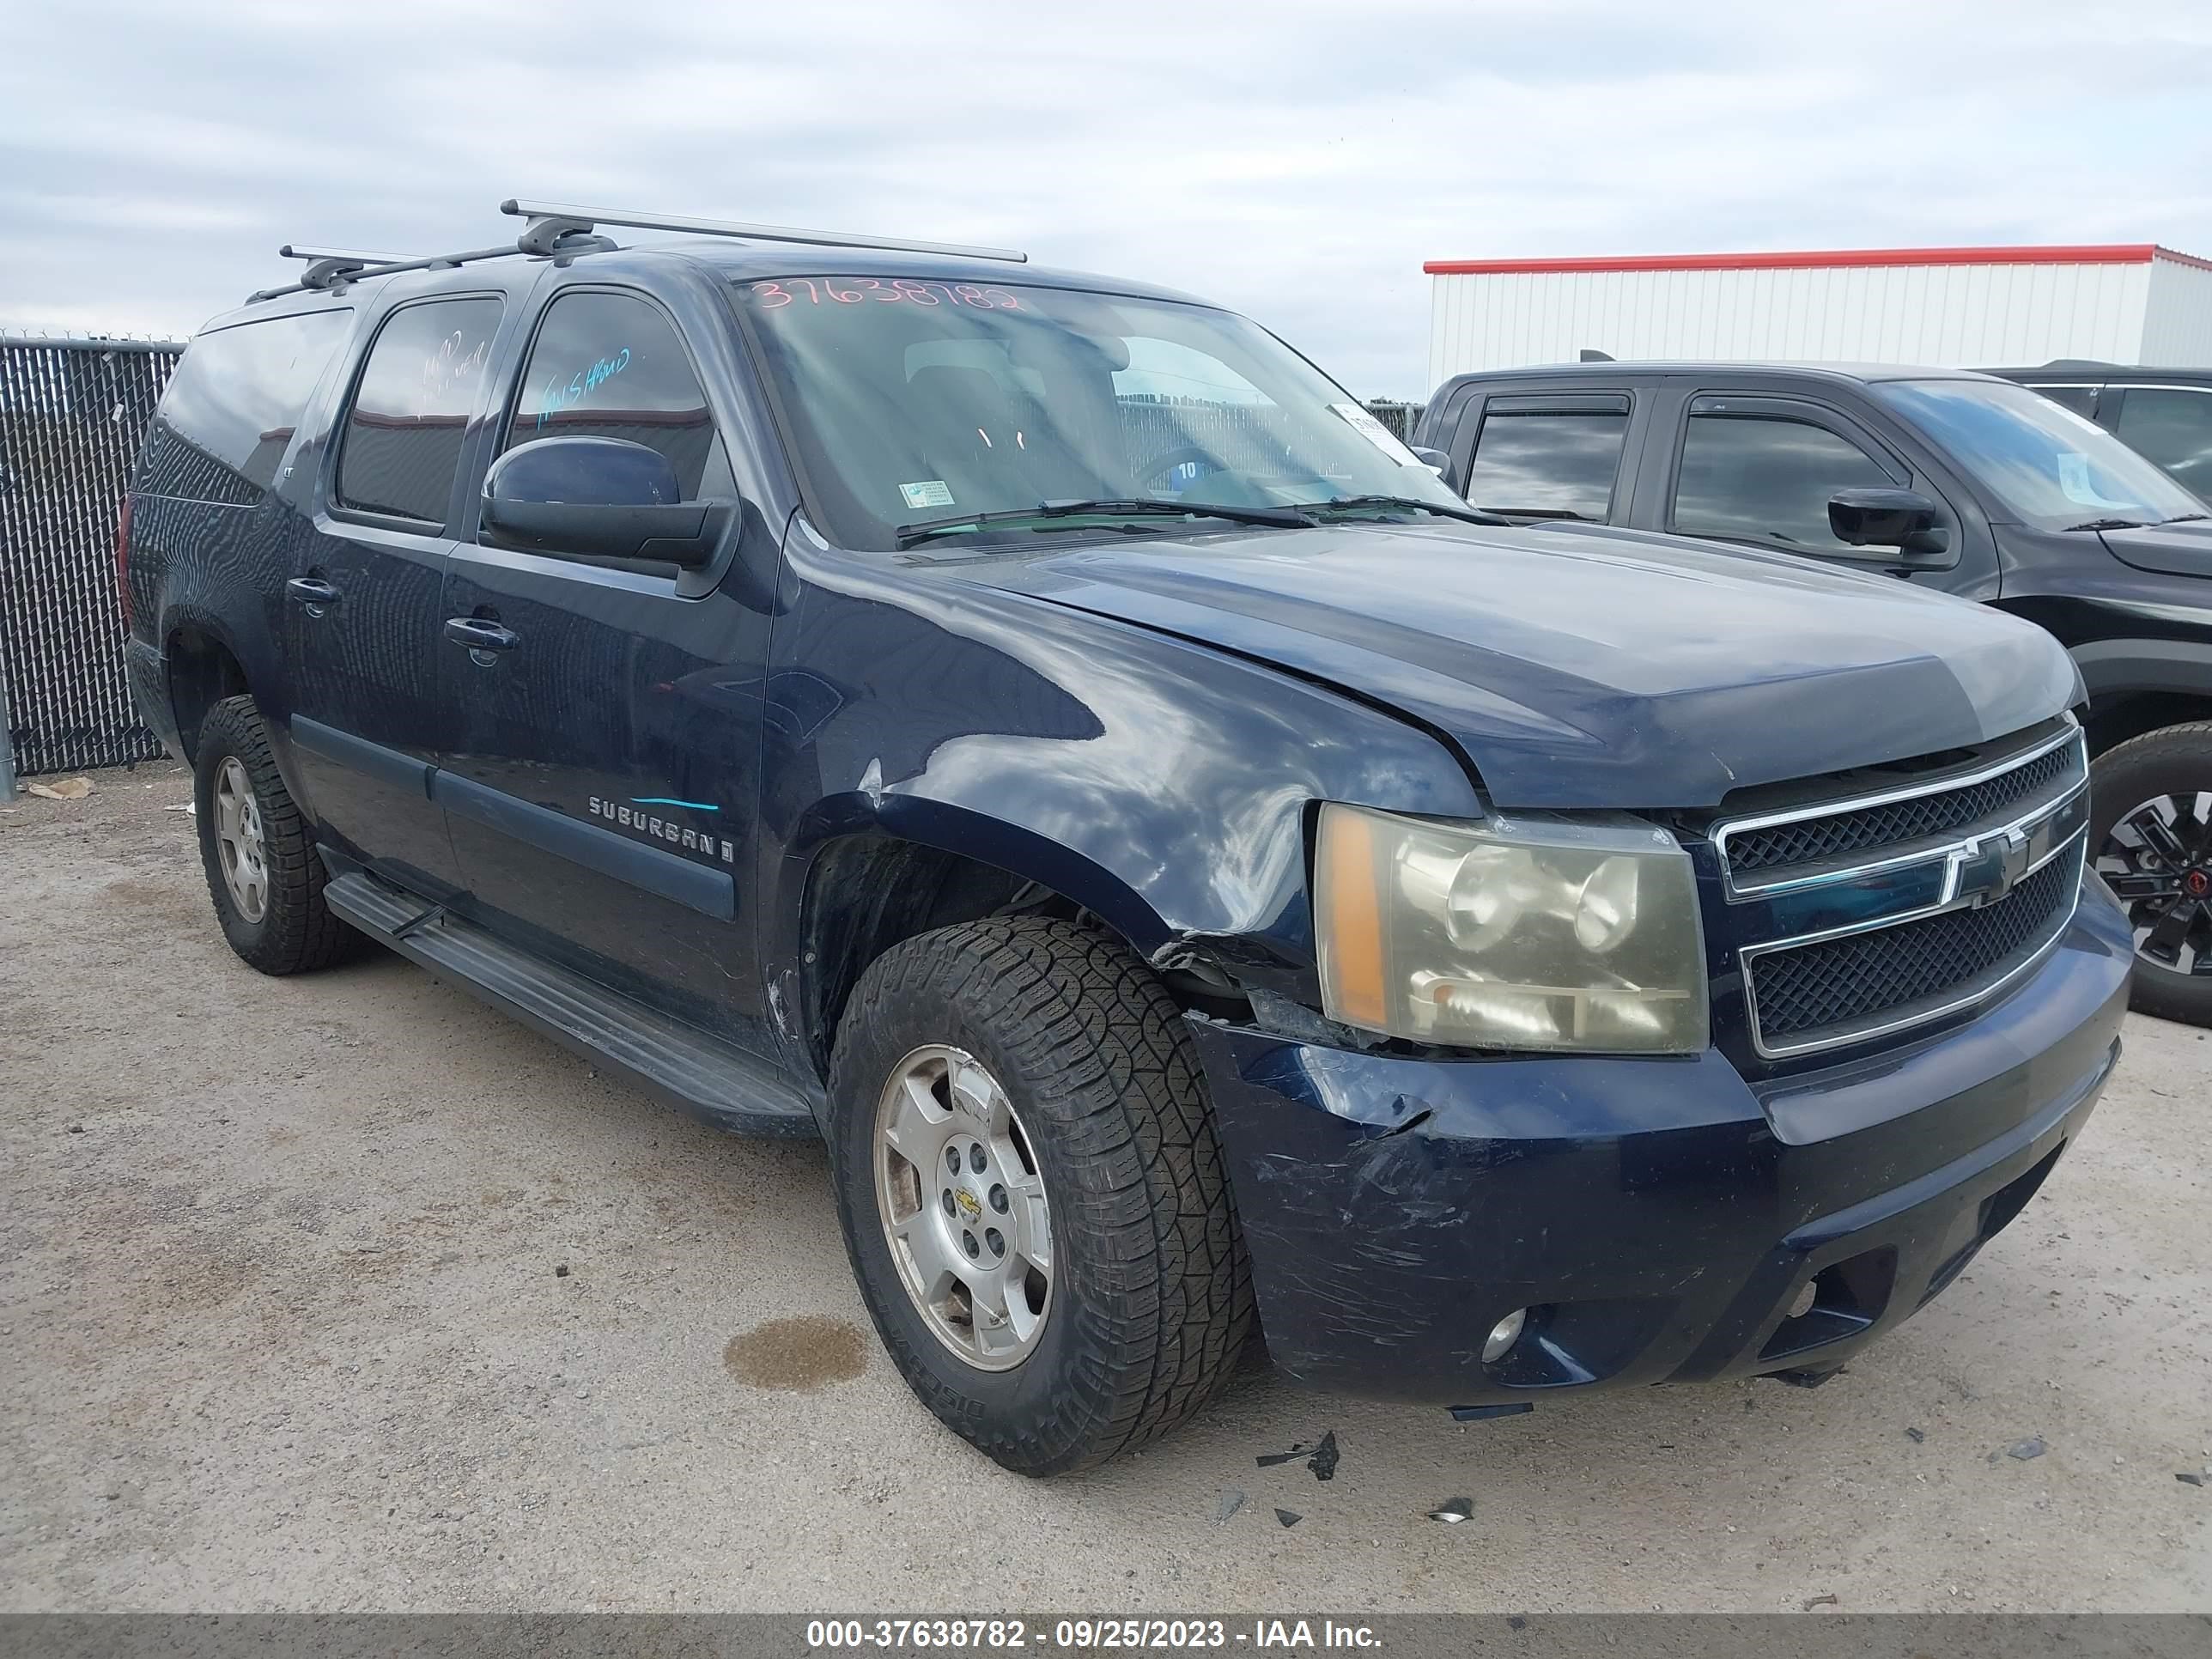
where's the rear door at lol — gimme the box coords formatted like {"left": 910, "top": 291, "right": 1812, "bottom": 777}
{"left": 1459, "top": 390, "right": 1640, "bottom": 525}
{"left": 288, "top": 292, "right": 508, "bottom": 893}
{"left": 433, "top": 281, "right": 779, "bottom": 1053}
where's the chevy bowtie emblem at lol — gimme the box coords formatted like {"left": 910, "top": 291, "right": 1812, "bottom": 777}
{"left": 1958, "top": 824, "right": 2033, "bottom": 906}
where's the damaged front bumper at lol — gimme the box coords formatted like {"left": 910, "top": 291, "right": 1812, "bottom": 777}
{"left": 1189, "top": 884, "right": 2133, "bottom": 1406}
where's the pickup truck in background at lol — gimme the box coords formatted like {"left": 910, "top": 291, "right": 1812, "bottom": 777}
{"left": 1416, "top": 362, "right": 2212, "bottom": 1026}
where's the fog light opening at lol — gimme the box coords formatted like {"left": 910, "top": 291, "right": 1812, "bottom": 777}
{"left": 1481, "top": 1308, "right": 1528, "bottom": 1364}
{"left": 1786, "top": 1280, "right": 1818, "bottom": 1321}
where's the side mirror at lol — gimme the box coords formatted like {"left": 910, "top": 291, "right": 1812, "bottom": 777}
{"left": 1828, "top": 487, "right": 1949, "bottom": 556}
{"left": 482, "top": 436, "right": 732, "bottom": 568}
{"left": 1408, "top": 446, "right": 1455, "bottom": 486}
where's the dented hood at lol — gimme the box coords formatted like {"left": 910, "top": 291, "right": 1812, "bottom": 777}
{"left": 957, "top": 520, "right": 2081, "bottom": 809}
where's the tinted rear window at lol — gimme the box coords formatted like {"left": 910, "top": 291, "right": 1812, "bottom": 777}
{"left": 337, "top": 297, "right": 503, "bottom": 526}
{"left": 1464, "top": 408, "right": 1629, "bottom": 520}
{"left": 136, "top": 310, "right": 350, "bottom": 502}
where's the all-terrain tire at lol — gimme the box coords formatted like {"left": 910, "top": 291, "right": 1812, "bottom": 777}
{"left": 2089, "top": 721, "right": 2212, "bottom": 1027}
{"left": 192, "top": 695, "right": 359, "bottom": 975}
{"left": 827, "top": 916, "right": 1254, "bottom": 1475}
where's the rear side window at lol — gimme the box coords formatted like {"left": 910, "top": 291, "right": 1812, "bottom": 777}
{"left": 2115, "top": 387, "right": 2212, "bottom": 499}
{"left": 1464, "top": 406, "right": 1629, "bottom": 520}
{"left": 1673, "top": 408, "right": 1894, "bottom": 552}
{"left": 504, "top": 290, "right": 720, "bottom": 498}
{"left": 137, "top": 310, "right": 349, "bottom": 502}
{"left": 337, "top": 297, "right": 503, "bottom": 526}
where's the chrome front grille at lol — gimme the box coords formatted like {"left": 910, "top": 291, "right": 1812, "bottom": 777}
{"left": 1747, "top": 842, "right": 2082, "bottom": 1047}
{"left": 1713, "top": 722, "right": 2090, "bottom": 1059}
{"left": 1723, "top": 739, "right": 2080, "bottom": 878}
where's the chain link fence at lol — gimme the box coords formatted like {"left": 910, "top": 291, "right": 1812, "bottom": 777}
{"left": 2, "top": 337, "right": 180, "bottom": 777}
{"left": 1, "top": 331, "right": 1423, "bottom": 781}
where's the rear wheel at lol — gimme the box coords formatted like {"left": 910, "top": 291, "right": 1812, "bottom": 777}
{"left": 827, "top": 916, "right": 1253, "bottom": 1475}
{"left": 192, "top": 695, "right": 358, "bottom": 975}
{"left": 2090, "top": 721, "right": 2212, "bottom": 1027}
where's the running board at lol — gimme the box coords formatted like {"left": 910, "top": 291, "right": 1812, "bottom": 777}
{"left": 325, "top": 871, "right": 821, "bottom": 1139}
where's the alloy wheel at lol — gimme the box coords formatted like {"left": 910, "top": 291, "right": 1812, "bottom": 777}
{"left": 211, "top": 756, "right": 270, "bottom": 923}
{"left": 2096, "top": 790, "right": 2212, "bottom": 977}
{"left": 873, "top": 1045, "right": 1054, "bottom": 1371}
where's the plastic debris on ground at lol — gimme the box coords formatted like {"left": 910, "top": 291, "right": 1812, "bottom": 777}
{"left": 1426, "top": 1497, "right": 1474, "bottom": 1524}
{"left": 2005, "top": 1437, "right": 2046, "bottom": 1461}
{"left": 1214, "top": 1488, "right": 1245, "bottom": 1522}
{"left": 1274, "top": 1508, "right": 1301, "bottom": 1528}
{"left": 2179, "top": 1472, "right": 2206, "bottom": 1487}
{"left": 27, "top": 777, "right": 93, "bottom": 800}
{"left": 1306, "top": 1431, "right": 1339, "bottom": 1481}
{"left": 1905, "top": 1427, "right": 1926, "bottom": 1443}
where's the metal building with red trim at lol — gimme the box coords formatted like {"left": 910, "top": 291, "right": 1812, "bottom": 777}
{"left": 1422, "top": 243, "right": 2212, "bottom": 387}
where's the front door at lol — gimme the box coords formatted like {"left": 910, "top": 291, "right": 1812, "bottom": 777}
{"left": 287, "top": 294, "right": 506, "bottom": 895}
{"left": 1661, "top": 391, "right": 1984, "bottom": 593}
{"left": 434, "top": 284, "right": 776, "bottom": 1053}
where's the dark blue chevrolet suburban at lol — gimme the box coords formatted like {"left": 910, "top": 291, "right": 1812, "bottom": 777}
{"left": 121, "top": 202, "right": 2132, "bottom": 1474}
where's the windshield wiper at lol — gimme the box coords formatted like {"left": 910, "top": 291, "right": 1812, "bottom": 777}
{"left": 1467, "top": 506, "right": 1593, "bottom": 521}
{"left": 1305, "top": 495, "right": 1509, "bottom": 526}
{"left": 2063, "top": 517, "right": 2148, "bottom": 532}
{"left": 896, "top": 499, "right": 1313, "bottom": 549}
{"left": 2158, "top": 513, "right": 2209, "bottom": 526}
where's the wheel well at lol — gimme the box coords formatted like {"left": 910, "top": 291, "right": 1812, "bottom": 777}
{"left": 166, "top": 625, "right": 247, "bottom": 763}
{"left": 2085, "top": 690, "right": 2212, "bottom": 758}
{"left": 795, "top": 833, "right": 1246, "bottom": 1082}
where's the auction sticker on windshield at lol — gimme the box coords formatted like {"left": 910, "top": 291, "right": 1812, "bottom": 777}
{"left": 1329, "top": 402, "right": 1422, "bottom": 465}
{"left": 900, "top": 480, "right": 956, "bottom": 510}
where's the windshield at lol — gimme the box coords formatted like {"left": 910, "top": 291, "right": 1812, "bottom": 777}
{"left": 733, "top": 276, "right": 1465, "bottom": 550}
{"left": 1874, "top": 378, "right": 2205, "bottom": 531}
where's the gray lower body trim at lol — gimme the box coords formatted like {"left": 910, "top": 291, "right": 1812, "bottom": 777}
{"left": 291, "top": 715, "right": 430, "bottom": 795}
{"left": 291, "top": 716, "right": 736, "bottom": 922}
{"left": 2072, "top": 637, "right": 2212, "bottom": 699}
{"left": 432, "top": 770, "right": 737, "bottom": 922}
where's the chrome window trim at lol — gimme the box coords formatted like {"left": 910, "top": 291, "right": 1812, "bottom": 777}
{"left": 2094, "top": 382, "right": 2212, "bottom": 397}
{"left": 1712, "top": 722, "right": 2085, "bottom": 899}
{"left": 1740, "top": 825, "right": 2087, "bottom": 1060}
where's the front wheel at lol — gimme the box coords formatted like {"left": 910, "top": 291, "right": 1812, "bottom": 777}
{"left": 2090, "top": 721, "right": 2212, "bottom": 1027}
{"left": 827, "top": 917, "right": 1253, "bottom": 1475}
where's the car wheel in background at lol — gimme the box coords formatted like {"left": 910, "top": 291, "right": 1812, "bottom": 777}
{"left": 2091, "top": 721, "right": 2212, "bottom": 1027}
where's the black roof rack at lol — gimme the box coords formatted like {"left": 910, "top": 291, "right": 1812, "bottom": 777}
{"left": 497, "top": 198, "right": 1027, "bottom": 264}
{"left": 247, "top": 198, "right": 1026, "bottom": 305}
{"left": 277, "top": 245, "right": 414, "bottom": 292}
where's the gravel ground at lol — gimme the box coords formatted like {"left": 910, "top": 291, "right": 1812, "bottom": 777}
{"left": 2, "top": 763, "right": 2208, "bottom": 1613}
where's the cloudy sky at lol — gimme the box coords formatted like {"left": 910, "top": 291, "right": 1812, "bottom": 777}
{"left": 3, "top": 0, "right": 2208, "bottom": 397}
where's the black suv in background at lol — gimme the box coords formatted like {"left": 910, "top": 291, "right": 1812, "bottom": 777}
{"left": 123, "top": 205, "right": 2130, "bottom": 1472}
{"left": 1987, "top": 362, "right": 2212, "bottom": 502}
{"left": 1416, "top": 362, "right": 2212, "bottom": 1025}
